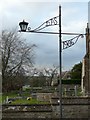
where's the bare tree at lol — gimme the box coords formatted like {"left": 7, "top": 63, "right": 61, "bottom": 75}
{"left": 44, "top": 65, "right": 59, "bottom": 86}
{"left": 1, "top": 29, "right": 36, "bottom": 91}
{"left": 27, "top": 66, "right": 59, "bottom": 87}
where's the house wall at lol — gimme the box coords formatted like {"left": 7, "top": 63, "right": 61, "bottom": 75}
{"left": 82, "top": 23, "right": 90, "bottom": 95}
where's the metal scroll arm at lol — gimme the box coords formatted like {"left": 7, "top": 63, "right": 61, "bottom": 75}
{"left": 62, "top": 34, "right": 84, "bottom": 50}
{"left": 30, "top": 16, "right": 59, "bottom": 32}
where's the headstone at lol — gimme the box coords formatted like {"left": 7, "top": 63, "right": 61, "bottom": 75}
{"left": 6, "top": 96, "right": 9, "bottom": 103}
{"left": 74, "top": 86, "right": 77, "bottom": 96}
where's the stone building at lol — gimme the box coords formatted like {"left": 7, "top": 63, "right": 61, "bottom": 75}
{"left": 81, "top": 23, "right": 90, "bottom": 95}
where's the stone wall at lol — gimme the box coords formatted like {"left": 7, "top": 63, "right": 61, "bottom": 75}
{"left": 52, "top": 105, "right": 88, "bottom": 119}
{"left": 51, "top": 97, "right": 90, "bottom": 118}
{"left": 2, "top": 97, "right": 90, "bottom": 119}
{"left": 82, "top": 23, "right": 90, "bottom": 95}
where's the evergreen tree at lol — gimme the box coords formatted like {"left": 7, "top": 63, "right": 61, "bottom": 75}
{"left": 70, "top": 62, "right": 82, "bottom": 80}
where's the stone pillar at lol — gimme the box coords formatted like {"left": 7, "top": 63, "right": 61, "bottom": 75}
{"left": 0, "top": 38, "right": 2, "bottom": 120}
{"left": 88, "top": 2, "right": 90, "bottom": 118}
{"left": 89, "top": 33, "right": 90, "bottom": 97}
{"left": 88, "top": 2, "right": 90, "bottom": 97}
{"left": 88, "top": 31, "right": 90, "bottom": 119}
{"left": 87, "top": 23, "right": 90, "bottom": 96}
{"left": 83, "top": 23, "right": 90, "bottom": 94}
{"left": 81, "top": 59, "right": 85, "bottom": 94}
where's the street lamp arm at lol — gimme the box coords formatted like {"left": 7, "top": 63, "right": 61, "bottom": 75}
{"left": 31, "top": 21, "right": 47, "bottom": 32}
{"left": 19, "top": 16, "right": 59, "bottom": 32}
{"left": 19, "top": 29, "right": 85, "bottom": 36}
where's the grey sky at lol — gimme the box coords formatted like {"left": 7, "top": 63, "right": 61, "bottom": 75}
{"left": 1, "top": 1, "right": 89, "bottom": 71}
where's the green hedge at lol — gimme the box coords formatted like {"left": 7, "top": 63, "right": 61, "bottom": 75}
{"left": 62, "top": 79, "right": 81, "bottom": 84}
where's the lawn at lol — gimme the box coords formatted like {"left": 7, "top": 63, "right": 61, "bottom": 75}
{"left": 2, "top": 91, "right": 49, "bottom": 104}
{"left": 2, "top": 91, "right": 18, "bottom": 103}
{"left": 10, "top": 98, "right": 48, "bottom": 104}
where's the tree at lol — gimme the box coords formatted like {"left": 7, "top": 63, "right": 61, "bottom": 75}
{"left": 70, "top": 62, "right": 82, "bottom": 80}
{"left": 1, "top": 29, "right": 36, "bottom": 91}
{"left": 44, "top": 65, "right": 59, "bottom": 86}
{"left": 28, "top": 66, "right": 59, "bottom": 87}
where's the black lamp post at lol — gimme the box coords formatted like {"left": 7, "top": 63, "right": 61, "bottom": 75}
{"left": 19, "top": 6, "right": 85, "bottom": 119}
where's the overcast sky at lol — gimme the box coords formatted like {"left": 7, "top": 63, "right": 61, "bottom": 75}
{"left": 0, "top": 0, "right": 89, "bottom": 71}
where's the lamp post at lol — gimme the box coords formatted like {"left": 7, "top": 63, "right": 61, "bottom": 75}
{"left": 19, "top": 6, "right": 85, "bottom": 119}
{"left": 59, "top": 6, "right": 62, "bottom": 118}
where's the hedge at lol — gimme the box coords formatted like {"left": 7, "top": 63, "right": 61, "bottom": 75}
{"left": 61, "top": 79, "right": 81, "bottom": 84}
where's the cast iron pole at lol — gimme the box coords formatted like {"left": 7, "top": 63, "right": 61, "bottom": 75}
{"left": 59, "top": 5, "right": 62, "bottom": 119}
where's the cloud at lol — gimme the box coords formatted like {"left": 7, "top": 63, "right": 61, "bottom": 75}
{"left": 88, "top": 1, "right": 90, "bottom": 26}
{"left": 1, "top": 1, "right": 87, "bottom": 70}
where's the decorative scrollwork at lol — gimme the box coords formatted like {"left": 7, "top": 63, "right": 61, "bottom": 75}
{"left": 32, "top": 16, "right": 59, "bottom": 32}
{"left": 62, "top": 34, "right": 84, "bottom": 50}
{"left": 28, "top": 27, "right": 31, "bottom": 31}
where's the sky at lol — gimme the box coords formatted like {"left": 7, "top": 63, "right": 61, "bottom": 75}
{"left": 0, "top": 0, "right": 89, "bottom": 71}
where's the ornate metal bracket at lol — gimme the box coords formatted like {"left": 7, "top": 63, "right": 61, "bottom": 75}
{"left": 19, "top": 17, "right": 85, "bottom": 50}
{"left": 28, "top": 16, "right": 59, "bottom": 32}
{"left": 62, "top": 34, "right": 84, "bottom": 50}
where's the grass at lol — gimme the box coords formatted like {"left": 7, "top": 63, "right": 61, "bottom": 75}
{"left": 2, "top": 91, "right": 49, "bottom": 104}
{"left": 0, "top": 95, "right": 2, "bottom": 104}
{"left": 2, "top": 91, "right": 18, "bottom": 103}
{"left": 10, "top": 98, "right": 48, "bottom": 104}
